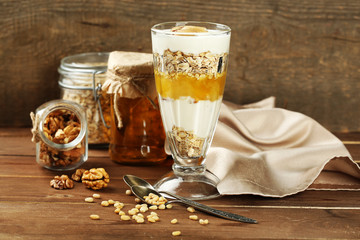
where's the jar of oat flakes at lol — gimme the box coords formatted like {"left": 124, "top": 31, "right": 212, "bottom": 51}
{"left": 30, "top": 99, "right": 88, "bottom": 171}
{"left": 58, "top": 52, "right": 111, "bottom": 146}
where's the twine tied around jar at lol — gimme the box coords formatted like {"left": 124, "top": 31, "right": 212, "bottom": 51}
{"left": 30, "top": 112, "right": 40, "bottom": 143}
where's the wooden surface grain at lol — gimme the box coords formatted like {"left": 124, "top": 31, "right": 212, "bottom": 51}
{"left": 0, "top": 128, "right": 359, "bottom": 239}
{"left": 1, "top": 1, "right": 360, "bottom": 132}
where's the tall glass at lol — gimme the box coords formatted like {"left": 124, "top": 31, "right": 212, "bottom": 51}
{"left": 151, "top": 22, "right": 231, "bottom": 200}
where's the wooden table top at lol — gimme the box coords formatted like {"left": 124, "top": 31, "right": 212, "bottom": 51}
{"left": 0, "top": 128, "right": 359, "bottom": 239}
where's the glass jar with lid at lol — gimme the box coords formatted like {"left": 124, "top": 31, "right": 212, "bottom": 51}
{"left": 102, "top": 51, "right": 167, "bottom": 165}
{"left": 58, "top": 52, "right": 111, "bottom": 146}
{"left": 31, "top": 99, "right": 88, "bottom": 171}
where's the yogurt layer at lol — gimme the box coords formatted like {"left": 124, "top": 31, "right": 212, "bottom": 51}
{"left": 159, "top": 96, "right": 222, "bottom": 139}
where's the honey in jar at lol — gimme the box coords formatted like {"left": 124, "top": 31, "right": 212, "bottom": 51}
{"left": 102, "top": 51, "right": 167, "bottom": 165}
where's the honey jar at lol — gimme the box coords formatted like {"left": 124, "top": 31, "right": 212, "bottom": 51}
{"left": 102, "top": 51, "right": 167, "bottom": 165}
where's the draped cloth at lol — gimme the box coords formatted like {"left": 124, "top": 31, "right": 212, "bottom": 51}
{"left": 205, "top": 97, "right": 360, "bottom": 197}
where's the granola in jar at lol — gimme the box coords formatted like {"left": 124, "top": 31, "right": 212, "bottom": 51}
{"left": 58, "top": 52, "right": 111, "bottom": 146}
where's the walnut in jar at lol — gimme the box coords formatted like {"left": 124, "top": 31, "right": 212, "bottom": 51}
{"left": 39, "top": 109, "right": 84, "bottom": 168}
{"left": 31, "top": 99, "right": 88, "bottom": 171}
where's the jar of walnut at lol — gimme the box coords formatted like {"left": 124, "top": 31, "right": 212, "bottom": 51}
{"left": 58, "top": 52, "right": 111, "bottom": 146}
{"left": 32, "top": 99, "right": 88, "bottom": 171}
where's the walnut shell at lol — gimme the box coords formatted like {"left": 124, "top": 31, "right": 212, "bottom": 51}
{"left": 81, "top": 168, "right": 110, "bottom": 190}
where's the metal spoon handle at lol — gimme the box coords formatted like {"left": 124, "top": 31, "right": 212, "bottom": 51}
{"left": 161, "top": 191, "right": 257, "bottom": 224}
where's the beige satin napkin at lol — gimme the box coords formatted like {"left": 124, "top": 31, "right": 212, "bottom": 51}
{"left": 206, "top": 97, "right": 360, "bottom": 197}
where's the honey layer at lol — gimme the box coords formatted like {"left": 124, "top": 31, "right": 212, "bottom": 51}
{"left": 154, "top": 71, "right": 226, "bottom": 101}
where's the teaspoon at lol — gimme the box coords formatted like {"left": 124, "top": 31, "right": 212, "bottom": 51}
{"left": 123, "top": 175, "right": 155, "bottom": 190}
{"left": 130, "top": 183, "right": 257, "bottom": 224}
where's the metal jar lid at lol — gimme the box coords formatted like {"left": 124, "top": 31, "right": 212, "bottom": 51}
{"left": 58, "top": 52, "right": 109, "bottom": 89}
{"left": 58, "top": 52, "right": 109, "bottom": 75}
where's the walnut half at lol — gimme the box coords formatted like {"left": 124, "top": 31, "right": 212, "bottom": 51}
{"left": 50, "top": 175, "right": 74, "bottom": 190}
{"left": 81, "top": 168, "right": 110, "bottom": 190}
{"left": 71, "top": 168, "right": 86, "bottom": 182}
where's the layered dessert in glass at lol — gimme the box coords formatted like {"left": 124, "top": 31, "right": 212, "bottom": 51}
{"left": 151, "top": 22, "right": 231, "bottom": 199}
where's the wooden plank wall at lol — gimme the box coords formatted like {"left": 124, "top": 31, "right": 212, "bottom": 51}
{"left": 0, "top": 0, "right": 359, "bottom": 132}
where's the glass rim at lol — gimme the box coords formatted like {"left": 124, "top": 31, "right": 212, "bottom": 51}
{"left": 151, "top": 21, "right": 231, "bottom": 36}
{"left": 37, "top": 100, "right": 87, "bottom": 150}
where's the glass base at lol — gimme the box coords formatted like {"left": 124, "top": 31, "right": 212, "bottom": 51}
{"left": 154, "top": 165, "right": 220, "bottom": 200}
